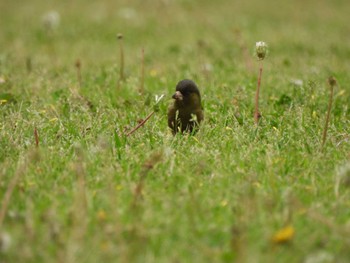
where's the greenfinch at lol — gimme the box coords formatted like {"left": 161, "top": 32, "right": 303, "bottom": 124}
{"left": 167, "top": 79, "right": 204, "bottom": 134}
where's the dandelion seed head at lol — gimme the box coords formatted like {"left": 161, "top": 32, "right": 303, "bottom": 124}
{"left": 117, "top": 33, "right": 123, "bottom": 40}
{"left": 202, "top": 63, "right": 213, "bottom": 72}
{"left": 290, "top": 78, "right": 303, "bottom": 87}
{"left": 42, "top": 11, "right": 60, "bottom": 30}
{"left": 328, "top": 76, "right": 337, "bottom": 87}
{"left": 255, "top": 41, "right": 268, "bottom": 60}
{"left": 118, "top": 7, "right": 137, "bottom": 20}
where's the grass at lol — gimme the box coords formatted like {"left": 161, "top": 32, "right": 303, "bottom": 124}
{"left": 1, "top": 0, "right": 350, "bottom": 262}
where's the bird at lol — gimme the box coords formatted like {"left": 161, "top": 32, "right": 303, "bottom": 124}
{"left": 167, "top": 79, "right": 204, "bottom": 134}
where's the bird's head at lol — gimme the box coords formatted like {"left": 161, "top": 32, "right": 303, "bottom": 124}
{"left": 172, "top": 79, "right": 202, "bottom": 108}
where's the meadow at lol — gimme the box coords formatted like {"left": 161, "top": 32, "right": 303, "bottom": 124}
{"left": 0, "top": 0, "right": 349, "bottom": 262}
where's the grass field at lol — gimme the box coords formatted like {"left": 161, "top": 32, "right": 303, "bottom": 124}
{"left": 1, "top": 0, "right": 350, "bottom": 262}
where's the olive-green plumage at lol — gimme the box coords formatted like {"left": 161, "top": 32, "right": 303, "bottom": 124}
{"left": 167, "top": 79, "right": 204, "bottom": 134}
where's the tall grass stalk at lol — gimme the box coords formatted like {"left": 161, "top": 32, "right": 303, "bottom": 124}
{"left": 321, "top": 76, "right": 336, "bottom": 149}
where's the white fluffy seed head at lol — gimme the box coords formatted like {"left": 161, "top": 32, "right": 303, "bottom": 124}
{"left": 42, "top": 11, "right": 60, "bottom": 30}
{"left": 255, "top": 41, "right": 268, "bottom": 60}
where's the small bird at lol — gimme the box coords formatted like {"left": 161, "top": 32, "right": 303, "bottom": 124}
{"left": 168, "top": 79, "right": 204, "bottom": 134}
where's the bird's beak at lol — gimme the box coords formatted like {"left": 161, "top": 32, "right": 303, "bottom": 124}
{"left": 172, "top": 91, "right": 183, "bottom": 101}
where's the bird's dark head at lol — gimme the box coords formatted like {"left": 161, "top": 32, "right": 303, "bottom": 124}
{"left": 172, "top": 79, "right": 202, "bottom": 108}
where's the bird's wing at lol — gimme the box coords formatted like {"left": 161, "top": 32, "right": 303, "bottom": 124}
{"left": 195, "top": 109, "right": 204, "bottom": 123}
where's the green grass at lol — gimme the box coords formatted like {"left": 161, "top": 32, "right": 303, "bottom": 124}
{"left": 1, "top": 0, "right": 350, "bottom": 262}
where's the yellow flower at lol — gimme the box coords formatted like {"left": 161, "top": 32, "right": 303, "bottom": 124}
{"left": 272, "top": 225, "right": 295, "bottom": 244}
{"left": 252, "top": 181, "right": 261, "bottom": 188}
{"left": 150, "top": 69, "right": 158, "bottom": 77}
{"left": 97, "top": 210, "right": 107, "bottom": 221}
{"left": 27, "top": 181, "right": 36, "bottom": 187}
{"left": 100, "top": 241, "right": 110, "bottom": 252}
{"left": 220, "top": 200, "right": 228, "bottom": 207}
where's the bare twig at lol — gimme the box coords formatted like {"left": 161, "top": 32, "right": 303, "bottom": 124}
{"left": 117, "top": 34, "right": 125, "bottom": 84}
{"left": 126, "top": 111, "right": 155, "bottom": 137}
{"left": 125, "top": 95, "right": 164, "bottom": 137}
{"left": 254, "top": 63, "right": 263, "bottom": 125}
{"left": 34, "top": 127, "right": 39, "bottom": 147}
{"left": 75, "top": 59, "right": 82, "bottom": 89}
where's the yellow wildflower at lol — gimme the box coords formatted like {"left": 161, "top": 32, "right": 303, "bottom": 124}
{"left": 272, "top": 225, "right": 295, "bottom": 244}
{"left": 97, "top": 210, "right": 107, "bottom": 221}
{"left": 220, "top": 200, "right": 228, "bottom": 207}
{"left": 150, "top": 69, "right": 158, "bottom": 77}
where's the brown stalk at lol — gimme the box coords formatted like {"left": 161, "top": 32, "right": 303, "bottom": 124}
{"left": 34, "top": 127, "right": 39, "bottom": 147}
{"left": 126, "top": 111, "right": 155, "bottom": 137}
{"left": 75, "top": 59, "right": 82, "bottom": 89}
{"left": 254, "top": 63, "right": 263, "bottom": 125}
{"left": 117, "top": 34, "right": 125, "bottom": 85}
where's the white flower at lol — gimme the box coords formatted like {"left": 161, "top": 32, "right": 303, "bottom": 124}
{"left": 304, "top": 251, "right": 334, "bottom": 263}
{"left": 290, "top": 79, "right": 303, "bottom": 87}
{"left": 42, "top": 11, "right": 60, "bottom": 30}
{"left": 155, "top": 94, "right": 165, "bottom": 104}
{"left": 0, "top": 232, "right": 11, "bottom": 253}
{"left": 255, "top": 41, "right": 268, "bottom": 60}
{"left": 118, "top": 8, "right": 137, "bottom": 20}
{"left": 202, "top": 63, "right": 213, "bottom": 73}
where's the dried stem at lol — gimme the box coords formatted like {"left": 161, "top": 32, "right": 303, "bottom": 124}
{"left": 75, "top": 59, "right": 82, "bottom": 89}
{"left": 117, "top": 34, "right": 125, "bottom": 83}
{"left": 321, "top": 77, "right": 336, "bottom": 149}
{"left": 254, "top": 63, "right": 263, "bottom": 125}
{"left": 126, "top": 111, "right": 155, "bottom": 137}
{"left": 34, "top": 127, "right": 39, "bottom": 147}
{"left": 139, "top": 48, "right": 145, "bottom": 94}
